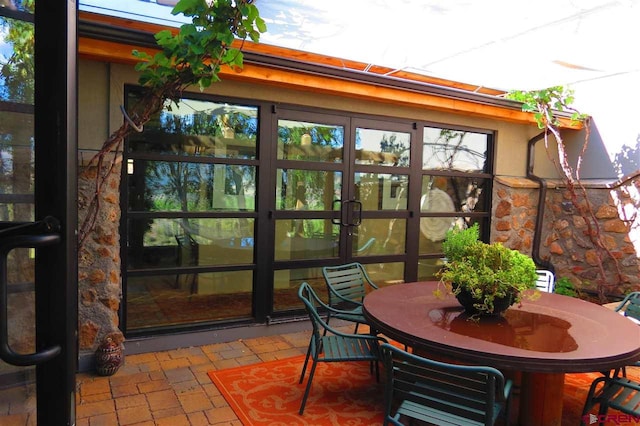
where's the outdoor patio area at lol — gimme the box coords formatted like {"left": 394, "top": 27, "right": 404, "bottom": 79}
{"left": 72, "top": 323, "right": 639, "bottom": 426}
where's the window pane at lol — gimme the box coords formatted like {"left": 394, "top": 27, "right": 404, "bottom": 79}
{"left": 0, "top": 18, "right": 34, "bottom": 104}
{"left": 276, "top": 169, "right": 341, "bottom": 211}
{"left": 359, "top": 218, "right": 405, "bottom": 255}
{"left": 355, "top": 173, "right": 408, "bottom": 211}
{"left": 126, "top": 272, "right": 253, "bottom": 330}
{"left": 364, "top": 262, "right": 405, "bottom": 286}
{"left": 423, "top": 127, "right": 489, "bottom": 172}
{"left": 128, "top": 160, "right": 255, "bottom": 212}
{"left": 419, "top": 217, "right": 485, "bottom": 255}
{"left": 277, "top": 119, "right": 344, "bottom": 162}
{"left": 127, "top": 94, "right": 258, "bottom": 160}
{"left": 421, "top": 175, "right": 488, "bottom": 214}
{"left": 127, "top": 218, "right": 254, "bottom": 268}
{"left": 273, "top": 267, "right": 325, "bottom": 312}
{"left": 355, "top": 128, "right": 410, "bottom": 166}
{"left": 275, "top": 220, "right": 339, "bottom": 260}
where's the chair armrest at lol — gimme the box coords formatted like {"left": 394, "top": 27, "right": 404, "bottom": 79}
{"left": 327, "top": 287, "right": 365, "bottom": 307}
{"left": 502, "top": 378, "right": 514, "bottom": 401}
{"left": 321, "top": 317, "right": 387, "bottom": 343}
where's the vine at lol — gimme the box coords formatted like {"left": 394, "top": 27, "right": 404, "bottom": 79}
{"left": 507, "top": 86, "right": 623, "bottom": 301}
{"left": 78, "top": 0, "right": 266, "bottom": 247}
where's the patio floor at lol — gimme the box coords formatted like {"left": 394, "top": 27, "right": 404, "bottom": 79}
{"left": 76, "top": 326, "right": 316, "bottom": 426}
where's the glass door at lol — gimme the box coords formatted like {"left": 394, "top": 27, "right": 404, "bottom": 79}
{"left": 271, "top": 110, "right": 349, "bottom": 312}
{"left": 270, "top": 110, "right": 416, "bottom": 315}
{"left": 350, "top": 119, "right": 416, "bottom": 284}
{"left": 0, "top": 2, "right": 77, "bottom": 424}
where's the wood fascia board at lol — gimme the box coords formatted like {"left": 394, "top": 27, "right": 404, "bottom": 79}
{"left": 78, "top": 36, "right": 582, "bottom": 130}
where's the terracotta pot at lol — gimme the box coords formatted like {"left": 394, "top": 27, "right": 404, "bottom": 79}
{"left": 95, "top": 337, "right": 123, "bottom": 376}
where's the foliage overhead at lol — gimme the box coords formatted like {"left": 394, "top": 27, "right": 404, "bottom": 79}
{"left": 506, "top": 86, "right": 587, "bottom": 129}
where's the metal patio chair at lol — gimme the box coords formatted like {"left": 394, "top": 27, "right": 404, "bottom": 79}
{"left": 322, "top": 262, "right": 378, "bottom": 333}
{"left": 380, "top": 343, "right": 513, "bottom": 426}
{"left": 535, "top": 269, "right": 555, "bottom": 293}
{"left": 297, "top": 282, "right": 387, "bottom": 415}
{"left": 615, "top": 291, "right": 640, "bottom": 324}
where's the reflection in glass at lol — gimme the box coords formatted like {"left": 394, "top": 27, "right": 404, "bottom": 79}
{"left": 127, "top": 218, "right": 254, "bottom": 268}
{"left": 421, "top": 176, "right": 488, "bottom": 214}
{"left": 128, "top": 160, "right": 255, "bottom": 212}
{"left": 356, "top": 219, "right": 405, "bottom": 256}
{"left": 126, "top": 272, "right": 253, "bottom": 330}
{"left": 423, "top": 127, "right": 488, "bottom": 172}
{"left": 277, "top": 119, "right": 344, "bottom": 162}
{"left": 127, "top": 93, "right": 258, "bottom": 159}
{"left": 355, "top": 173, "right": 408, "bottom": 211}
{"left": 363, "top": 262, "right": 405, "bottom": 286}
{"left": 0, "top": 18, "right": 34, "bottom": 104}
{"left": 276, "top": 169, "right": 341, "bottom": 211}
{"left": 273, "top": 267, "right": 325, "bottom": 312}
{"left": 355, "top": 128, "right": 410, "bottom": 166}
{"left": 419, "top": 216, "right": 484, "bottom": 255}
{"left": 275, "top": 220, "right": 339, "bottom": 260}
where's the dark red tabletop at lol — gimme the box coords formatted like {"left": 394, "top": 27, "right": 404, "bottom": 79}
{"left": 363, "top": 281, "right": 640, "bottom": 373}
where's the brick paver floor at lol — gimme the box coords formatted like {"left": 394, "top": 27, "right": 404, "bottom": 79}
{"left": 76, "top": 328, "right": 319, "bottom": 426}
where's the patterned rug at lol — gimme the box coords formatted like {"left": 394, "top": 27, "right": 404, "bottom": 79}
{"left": 209, "top": 357, "right": 640, "bottom": 425}
{"left": 208, "top": 355, "right": 384, "bottom": 425}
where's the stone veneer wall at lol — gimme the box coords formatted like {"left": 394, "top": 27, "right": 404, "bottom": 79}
{"left": 77, "top": 157, "right": 124, "bottom": 357}
{"left": 492, "top": 173, "right": 640, "bottom": 297}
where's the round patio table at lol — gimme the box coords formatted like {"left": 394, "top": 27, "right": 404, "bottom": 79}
{"left": 363, "top": 281, "right": 640, "bottom": 426}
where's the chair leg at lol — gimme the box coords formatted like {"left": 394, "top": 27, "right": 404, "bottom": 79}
{"left": 299, "top": 359, "right": 318, "bottom": 415}
{"left": 299, "top": 345, "right": 313, "bottom": 384}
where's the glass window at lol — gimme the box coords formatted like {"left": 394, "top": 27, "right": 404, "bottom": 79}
{"left": 357, "top": 218, "right": 406, "bottom": 256}
{"left": 127, "top": 94, "right": 258, "bottom": 160}
{"left": 275, "top": 169, "right": 341, "bottom": 211}
{"left": 128, "top": 160, "right": 256, "bottom": 212}
{"left": 356, "top": 128, "right": 410, "bottom": 166}
{"left": 277, "top": 119, "right": 344, "bottom": 162}
{"left": 127, "top": 218, "right": 255, "bottom": 269}
{"left": 355, "top": 173, "right": 408, "bottom": 211}
{"left": 126, "top": 271, "right": 253, "bottom": 330}
{"left": 273, "top": 267, "right": 325, "bottom": 312}
{"left": 423, "top": 127, "right": 489, "bottom": 172}
{"left": 274, "top": 219, "right": 339, "bottom": 260}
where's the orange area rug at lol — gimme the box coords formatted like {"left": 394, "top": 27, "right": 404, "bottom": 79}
{"left": 208, "top": 355, "right": 384, "bottom": 425}
{"left": 209, "top": 356, "right": 640, "bottom": 425}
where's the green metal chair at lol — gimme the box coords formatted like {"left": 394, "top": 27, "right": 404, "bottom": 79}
{"left": 581, "top": 373, "right": 640, "bottom": 425}
{"left": 380, "top": 343, "right": 513, "bottom": 426}
{"left": 581, "top": 292, "right": 640, "bottom": 424}
{"left": 322, "top": 262, "right": 378, "bottom": 333}
{"left": 297, "top": 282, "right": 387, "bottom": 415}
{"left": 615, "top": 291, "right": 640, "bottom": 324}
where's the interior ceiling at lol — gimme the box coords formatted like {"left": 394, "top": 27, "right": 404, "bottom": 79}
{"left": 80, "top": 0, "right": 640, "bottom": 91}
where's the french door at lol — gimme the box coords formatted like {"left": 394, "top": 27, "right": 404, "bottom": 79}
{"left": 0, "top": 2, "right": 77, "bottom": 425}
{"left": 270, "top": 109, "right": 418, "bottom": 315}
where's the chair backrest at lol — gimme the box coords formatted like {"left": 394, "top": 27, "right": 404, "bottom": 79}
{"left": 297, "top": 282, "right": 329, "bottom": 342}
{"left": 380, "top": 343, "right": 507, "bottom": 426}
{"left": 617, "top": 291, "right": 640, "bottom": 323}
{"left": 535, "top": 269, "right": 555, "bottom": 293}
{"left": 322, "top": 262, "right": 376, "bottom": 307}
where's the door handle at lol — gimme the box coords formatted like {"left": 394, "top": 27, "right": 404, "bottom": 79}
{"left": 0, "top": 233, "right": 62, "bottom": 366}
{"left": 350, "top": 200, "right": 362, "bottom": 226}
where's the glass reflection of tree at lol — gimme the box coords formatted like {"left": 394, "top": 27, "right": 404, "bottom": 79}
{"left": 279, "top": 124, "right": 342, "bottom": 238}
{"left": 139, "top": 104, "right": 257, "bottom": 243}
{"left": 426, "top": 130, "right": 486, "bottom": 217}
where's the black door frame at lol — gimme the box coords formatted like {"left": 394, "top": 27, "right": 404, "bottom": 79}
{"left": 34, "top": 2, "right": 78, "bottom": 424}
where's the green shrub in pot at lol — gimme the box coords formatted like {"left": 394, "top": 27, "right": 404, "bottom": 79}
{"left": 435, "top": 224, "right": 539, "bottom": 316}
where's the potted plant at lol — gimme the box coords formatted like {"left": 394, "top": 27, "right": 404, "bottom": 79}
{"left": 435, "top": 223, "right": 538, "bottom": 316}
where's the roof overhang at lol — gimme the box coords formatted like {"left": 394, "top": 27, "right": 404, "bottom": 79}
{"left": 78, "top": 11, "right": 582, "bottom": 129}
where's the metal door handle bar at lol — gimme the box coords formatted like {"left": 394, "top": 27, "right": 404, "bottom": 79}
{"left": 0, "top": 233, "right": 61, "bottom": 366}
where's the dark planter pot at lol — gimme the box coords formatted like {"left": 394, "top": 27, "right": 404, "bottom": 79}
{"left": 455, "top": 286, "right": 515, "bottom": 316}
{"left": 95, "top": 337, "right": 123, "bottom": 376}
